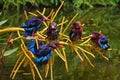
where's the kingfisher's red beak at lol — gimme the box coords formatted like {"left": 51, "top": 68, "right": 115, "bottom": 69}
{"left": 43, "top": 17, "right": 50, "bottom": 21}
{"left": 58, "top": 45, "right": 64, "bottom": 48}
{"left": 89, "top": 35, "right": 96, "bottom": 38}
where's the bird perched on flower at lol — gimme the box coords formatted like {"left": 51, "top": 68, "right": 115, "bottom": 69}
{"left": 28, "top": 40, "right": 63, "bottom": 66}
{"left": 90, "top": 31, "right": 110, "bottom": 50}
{"left": 69, "top": 21, "right": 83, "bottom": 41}
{"left": 22, "top": 16, "right": 49, "bottom": 37}
{"left": 46, "top": 22, "right": 59, "bottom": 40}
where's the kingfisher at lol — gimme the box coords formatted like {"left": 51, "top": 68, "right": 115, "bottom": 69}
{"left": 46, "top": 22, "right": 59, "bottom": 40}
{"left": 28, "top": 40, "right": 63, "bottom": 66}
{"left": 69, "top": 21, "right": 83, "bottom": 41}
{"left": 35, "top": 44, "right": 52, "bottom": 65}
{"left": 22, "top": 16, "right": 49, "bottom": 37}
{"left": 90, "top": 31, "right": 110, "bottom": 50}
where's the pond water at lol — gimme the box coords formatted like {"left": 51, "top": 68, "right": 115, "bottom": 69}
{"left": 0, "top": 7, "right": 120, "bottom": 80}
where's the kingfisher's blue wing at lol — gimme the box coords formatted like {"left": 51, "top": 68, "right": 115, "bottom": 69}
{"left": 25, "top": 18, "right": 37, "bottom": 26}
{"left": 36, "top": 45, "right": 52, "bottom": 57}
{"left": 22, "top": 18, "right": 43, "bottom": 36}
{"left": 35, "top": 22, "right": 42, "bottom": 30}
{"left": 22, "top": 18, "right": 35, "bottom": 28}
{"left": 99, "top": 42, "right": 110, "bottom": 50}
{"left": 98, "top": 38, "right": 110, "bottom": 50}
{"left": 69, "top": 30, "right": 75, "bottom": 40}
{"left": 36, "top": 50, "right": 52, "bottom": 62}
{"left": 35, "top": 50, "right": 52, "bottom": 65}
{"left": 22, "top": 22, "right": 34, "bottom": 32}
{"left": 27, "top": 18, "right": 42, "bottom": 30}
{"left": 28, "top": 41, "right": 36, "bottom": 54}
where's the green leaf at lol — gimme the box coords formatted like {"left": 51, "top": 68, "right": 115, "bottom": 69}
{"left": 4, "top": 47, "right": 19, "bottom": 56}
{"left": 50, "top": 0, "right": 54, "bottom": 4}
{"left": 0, "top": 20, "right": 8, "bottom": 26}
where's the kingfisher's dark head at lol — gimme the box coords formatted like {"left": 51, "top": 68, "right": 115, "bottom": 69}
{"left": 73, "top": 21, "right": 82, "bottom": 29}
{"left": 48, "top": 41, "right": 64, "bottom": 49}
{"left": 36, "top": 16, "right": 49, "bottom": 22}
{"left": 90, "top": 31, "right": 101, "bottom": 39}
{"left": 49, "top": 22, "right": 57, "bottom": 30}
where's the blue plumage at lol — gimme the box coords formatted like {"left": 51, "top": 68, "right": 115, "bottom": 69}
{"left": 22, "top": 16, "right": 48, "bottom": 37}
{"left": 28, "top": 41, "right": 36, "bottom": 54}
{"left": 98, "top": 35, "right": 110, "bottom": 50}
{"left": 34, "top": 44, "right": 53, "bottom": 66}
{"left": 22, "top": 18, "right": 42, "bottom": 36}
{"left": 28, "top": 40, "right": 62, "bottom": 66}
{"left": 28, "top": 40, "right": 52, "bottom": 66}
{"left": 36, "top": 45, "right": 52, "bottom": 57}
{"left": 28, "top": 40, "right": 63, "bottom": 66}
{"left": 28, "top": 40, "right": 44, "bottom": 54}
{"left": 35, "top": 50, "right": 52, "bottom": 65}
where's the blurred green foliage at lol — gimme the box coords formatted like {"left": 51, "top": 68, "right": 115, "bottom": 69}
{"left": 0, "top": 0, "right": 120, "bottom": 10}
{"left": 0, "top": 0, "right": 62, "bottom": 10}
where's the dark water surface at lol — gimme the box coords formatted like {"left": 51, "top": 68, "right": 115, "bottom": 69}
{"left": 0, "top": 7, "right": 120, "bottom": 80}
